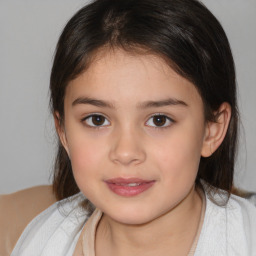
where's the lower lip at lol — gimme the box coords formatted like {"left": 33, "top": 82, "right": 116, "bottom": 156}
{"left": 105, "top": 181, "right": 155, "bottom": 197}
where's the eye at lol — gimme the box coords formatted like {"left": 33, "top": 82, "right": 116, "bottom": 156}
{"left": 83, "top": 114, "right": 110, "bottom": 127}
{"left": 145, "top": 114, "right": 173, "bottom": 128}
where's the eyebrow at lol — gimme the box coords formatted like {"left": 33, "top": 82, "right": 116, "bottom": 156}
{"left": 138, "top": 98, "right": 188, "bottom": 108}
{"left": 72, "top": 97, "right": 188, "bottom": 109}
{"left": 72, "top": 97, "right": 115, "bottom": 108}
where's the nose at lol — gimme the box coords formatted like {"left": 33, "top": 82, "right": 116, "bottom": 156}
{"left": 109, "top": 128, "right": 146, "bottom": 166}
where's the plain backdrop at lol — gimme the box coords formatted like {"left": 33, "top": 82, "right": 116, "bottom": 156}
{"left": 0, "top": 0, "right": 255, "bottom": 194}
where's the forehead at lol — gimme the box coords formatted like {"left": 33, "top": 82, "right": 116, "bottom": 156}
{"left": 66, "top": 49, "right": 203, "bottom": 109}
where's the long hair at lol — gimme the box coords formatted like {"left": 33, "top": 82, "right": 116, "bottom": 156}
{"left": 50, "top": 0, "right": 238, "bottom": 204}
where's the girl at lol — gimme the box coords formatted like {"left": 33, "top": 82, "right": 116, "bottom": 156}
{"left": 2, "top": 0, "right": 256, "bottom": 255}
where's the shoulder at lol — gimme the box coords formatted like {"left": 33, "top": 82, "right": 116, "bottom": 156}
{"left": 226, "top": 194, "right": 256, "bottom": 254}
{"left": 0, "top": 185, "right": 57, "bottom": 255}
{"left": 231, "top": 187, "right": 256, "bottom": 206}
{"left": 199, "top": 191, "right": 256, "bottom": 255}
{"left": 226, "top": 194, "right": 256, "bottom": 233}
{"left": 225, "top": 193, "right": 256, "bottom": 224}
{"left": 205, "top": 191, "right": 256, "bottom": 231}
{"left": 9, "top": 192, "right": 88, "bottom": 256}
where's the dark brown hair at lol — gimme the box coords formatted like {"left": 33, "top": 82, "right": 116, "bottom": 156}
{"left": 50, "top": 0, "right": 238, "bottom": 203}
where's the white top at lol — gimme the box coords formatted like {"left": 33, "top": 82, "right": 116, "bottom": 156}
{"left": 11, "top": 190, "right": 256, "bottom": 256}
{"left": 81, "top": 191, "right": 206, "bottom": 256}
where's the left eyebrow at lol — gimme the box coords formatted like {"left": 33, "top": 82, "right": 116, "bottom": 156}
{"left": 72, "top": 97, "right": 115, "bottom": 108}
{"left": 138, "top": 98, "right": 188, "bottom": 109}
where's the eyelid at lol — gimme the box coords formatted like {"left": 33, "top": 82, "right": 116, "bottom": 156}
{"left": 145, "top": 113, "right": 175, "bottom": 128}
{"left": 81, "top": 113, "right": 111, "bottom": 128}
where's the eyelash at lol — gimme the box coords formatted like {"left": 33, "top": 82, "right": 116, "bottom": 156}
{"left": 81, "top": 113, "right": 175, "bottom": 129}
{"left": 145, "top": 113, "right": 175, "bottom": 129}
{"left": 81, "top": 113, "right": 110, "bottom": 129}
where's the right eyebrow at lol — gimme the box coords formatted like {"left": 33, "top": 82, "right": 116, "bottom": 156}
{"left": 72, "top": 97, "right": 115, "bottom": 108}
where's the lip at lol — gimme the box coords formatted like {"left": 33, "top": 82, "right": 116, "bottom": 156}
{"left": 104, "top": 177, "right": 155, "bottom": 197}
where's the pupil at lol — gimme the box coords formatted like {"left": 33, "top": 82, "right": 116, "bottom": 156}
{"left": 92, "top": 115, "right": 105, "bottom": 126}
{"left": 153, "top": 116, "right": 166, "bottom": 126}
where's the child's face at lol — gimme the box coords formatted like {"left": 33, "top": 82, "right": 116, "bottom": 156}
{"left": 60, "top": 49, "right": 208, "bottom": 224}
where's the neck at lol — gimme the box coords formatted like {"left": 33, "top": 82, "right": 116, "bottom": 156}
{"left": 96, "top": 187, "right": 203, "bottom": 256}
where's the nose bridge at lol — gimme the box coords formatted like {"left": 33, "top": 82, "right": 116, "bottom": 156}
{"left": 109, "top": 125, "right": 146, "bottom": 165}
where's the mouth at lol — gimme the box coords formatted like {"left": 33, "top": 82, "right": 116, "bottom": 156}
{"left": 104, "top": 178, "right": 155, "bottom": 197}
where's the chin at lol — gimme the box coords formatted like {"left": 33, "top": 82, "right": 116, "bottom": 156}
{"left": 112, "top": 215, "right": 153, "bottom": 226}
{"left": 104, "top": 206, "right": 159, "bottom": 225}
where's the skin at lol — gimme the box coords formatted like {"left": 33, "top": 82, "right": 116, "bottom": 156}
{"left": 57, "top": 49, "right": 231, "bottom": 256}
{"left": 0, "top": 186, "right": 56, "bottom": 255}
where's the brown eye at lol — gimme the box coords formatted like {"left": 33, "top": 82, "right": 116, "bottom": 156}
{"left": 146, "top": 114, "right": 173, "bottom": 128}
{"left": 92, "top": 115, "right": 105, "bottom": 125}
{"left": 84, "top": 114, "right": 110, "bottom": 127}
{"left": 153, "top": 115, "right": 167, "bottom": 126}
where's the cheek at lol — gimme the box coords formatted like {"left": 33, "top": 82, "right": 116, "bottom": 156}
{"left": 68, "top": 135, "right": 105, "bottom": 177}
{"left": 68, "top": 140, "right": 104, "bottom": 194}
{"left": 152, "top": 126, "right": 203, "bottom": 180}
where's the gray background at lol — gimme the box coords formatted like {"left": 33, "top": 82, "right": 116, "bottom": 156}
{"left": 0, "top": 0, "right": 255, "bottom": 194}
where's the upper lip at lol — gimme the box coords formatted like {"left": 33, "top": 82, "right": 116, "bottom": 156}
{"left": 105, "top": 177, "right": 155, "bottom": 184}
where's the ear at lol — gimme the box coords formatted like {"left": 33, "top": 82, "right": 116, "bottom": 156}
{"left": 201, "top": 102, "right": 231, "bottom": 157}
{"left": 54, "top": 112, "right": 70, "bottom": 157}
